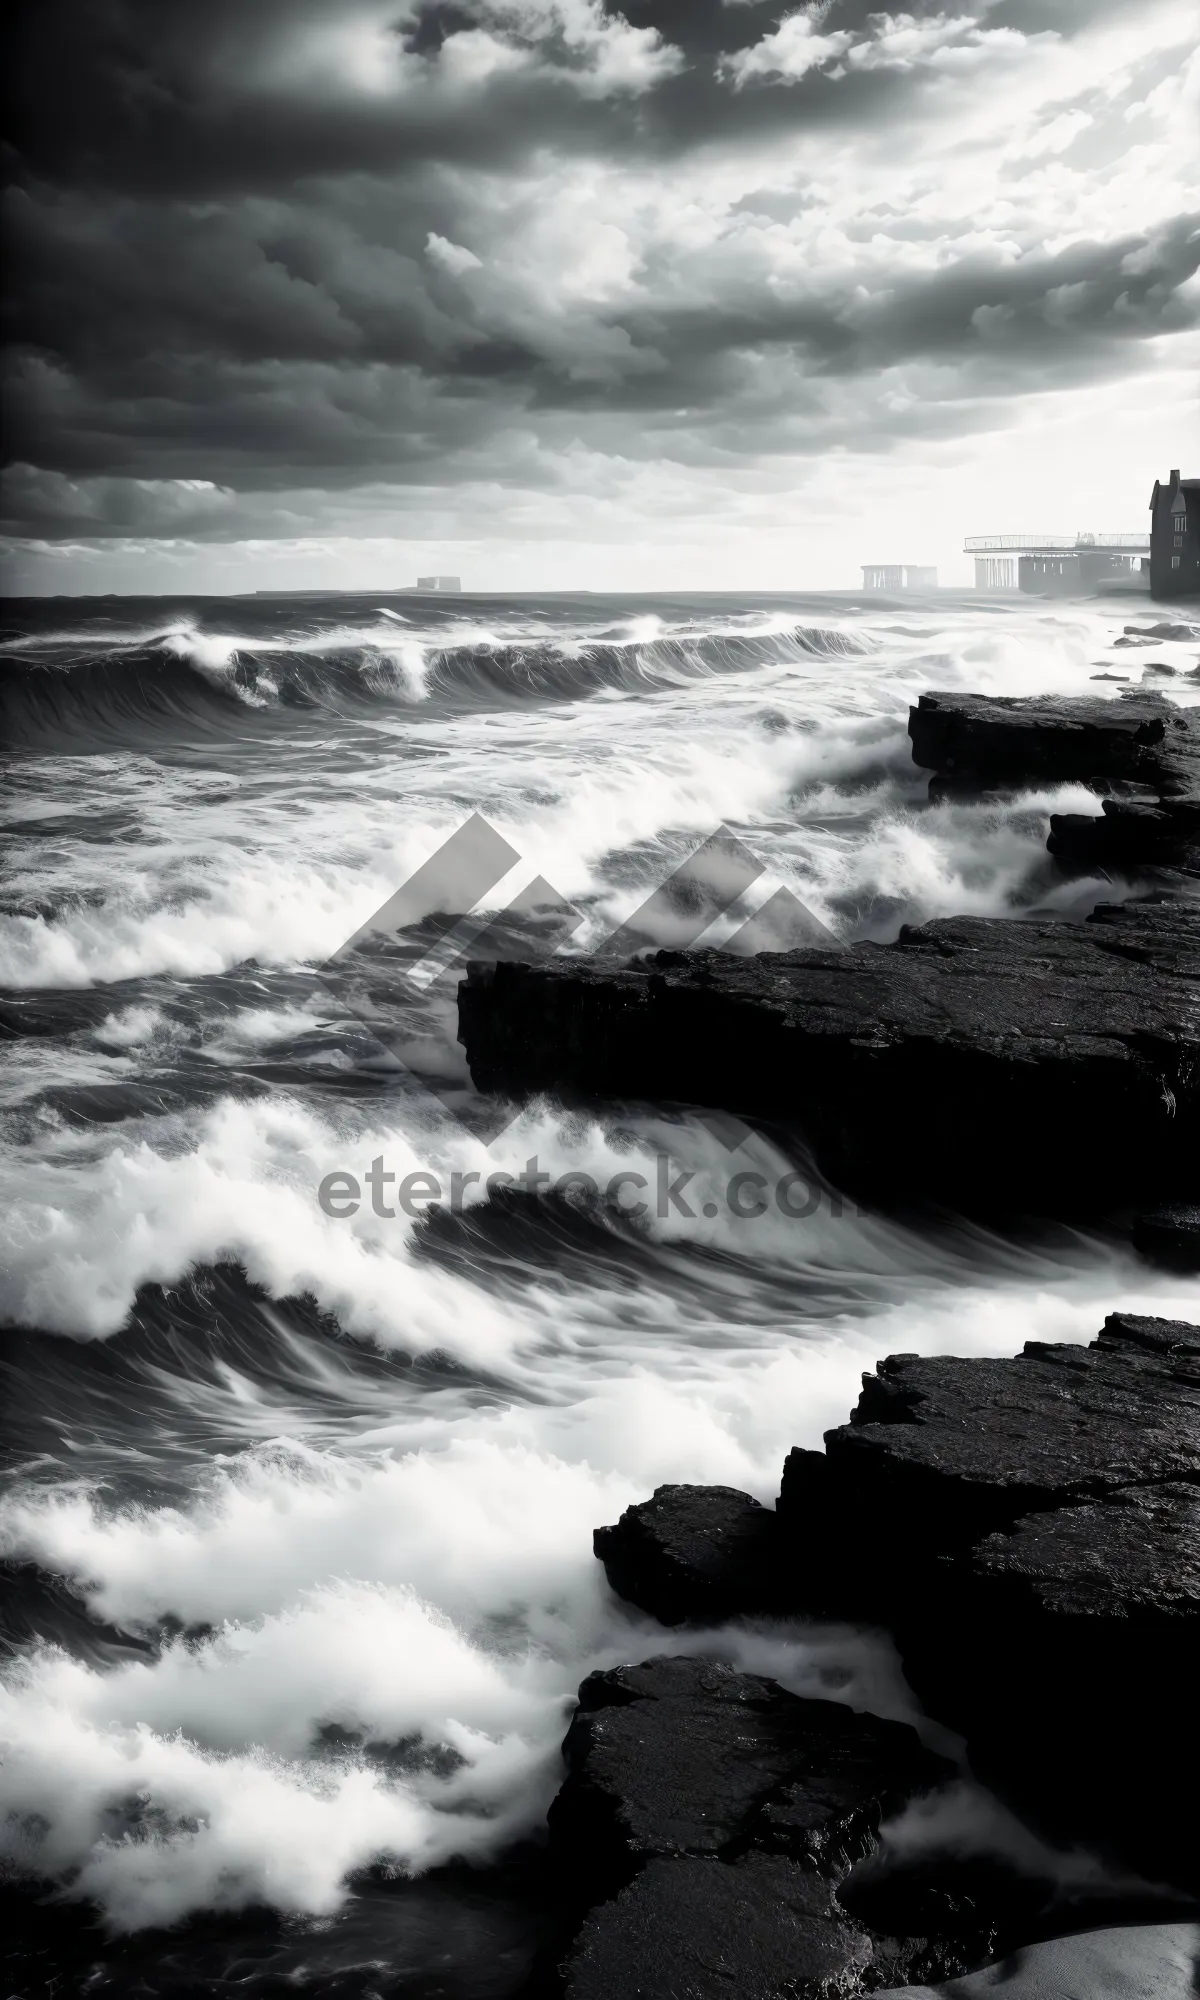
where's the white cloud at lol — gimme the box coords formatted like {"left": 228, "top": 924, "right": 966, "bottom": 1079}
{"left": 722, "top": 9, "right": 853, "bottom": 88}
{"left": 845, "top": 12, "right": 1041, "bottom": 76}
{"left": 723, "top": 7, "right": 1051, "bottom": 89}
{"left": 545, "top": 0, "right": 686, "bottom": 97}
{"left": 425, "top": 233, "right": 483, "bottom": 276}
{"left": 250, "top": 0, "right": 682, "bottom": 105}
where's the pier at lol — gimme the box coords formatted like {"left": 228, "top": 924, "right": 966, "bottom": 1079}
{"left": 964, "top": 533, "right": 1147, "bottom": 594}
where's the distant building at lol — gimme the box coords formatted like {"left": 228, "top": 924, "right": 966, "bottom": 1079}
{"left": 861, "top": 565, "right": 938, "bottom": 591}
{"left": 1149, "top": 471, "right": 1200, "bottom": 599}
{"left": 416, "top": 575, "right": 461, "bottom": 592}
{"left": 965, "top": 534, "right": 1147, "bottom": 595}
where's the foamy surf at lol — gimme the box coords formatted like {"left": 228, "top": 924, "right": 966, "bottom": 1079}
{"left": 2, "top": 588, "right": 1197, "bottom": 1974}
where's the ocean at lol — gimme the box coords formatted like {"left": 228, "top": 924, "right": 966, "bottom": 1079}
{"left": 2, "top": 587, "right": 1198, "bottom": 1996}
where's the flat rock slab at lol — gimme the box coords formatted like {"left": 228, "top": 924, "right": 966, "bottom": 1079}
{"left": 1096, "top": 1309, "right": 1200, "bottom": 1357}
{"left": 908, "top": 690, "right": 1200, "bottom": 870}
{"left": 909, "top": 690, "right": 1200, "bottom": 801}
{"left": 601, "top": 1317, "right": 1200, "bottom": 1632}
{"left": 459, "top": 900, "right": 1200, "bottom": 1211}
{"left": 559, "top": 1854, "right": 874, "bottom": 2000}
{"left": 549, "top": 1657, "right": 954, "bottom": 1894}
{"left": 816, "top": 1317, "right": 1200, "bottom": 1562}
{"left": 971, "top": 1480, "right": 1200, "bottom": 1622}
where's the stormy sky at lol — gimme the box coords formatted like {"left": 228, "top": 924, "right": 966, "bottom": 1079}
{"left": 3, "top": 0, "right": 1197, "bottom": 592}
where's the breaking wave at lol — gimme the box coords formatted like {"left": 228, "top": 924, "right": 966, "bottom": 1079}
{"left": 0, "top": 612, "right": 870, "bottom": 747}
{"left": 4, "top": 586, "right": 1197, "bottom": 1981}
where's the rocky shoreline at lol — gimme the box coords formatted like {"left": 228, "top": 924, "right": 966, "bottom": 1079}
{"left": 461, "top": 897, "right": 1200, "bottom": 1213}
{"left": 461, "top": 689, "right": 1200, "bottom": 1231}
{"left": 457, "top": 686, "right": 1200, "bottom": 1994}
{"left": 910, "top": 687, "right": 1200, "bottom": 873}
{"left": 534, "top": 1310, "right": 1200, "bottom": 1997}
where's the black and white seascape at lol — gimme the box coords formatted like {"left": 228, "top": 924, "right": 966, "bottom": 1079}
{"left": 2, "top": 590, "right": 1199, "bottom": 1993}
{"left": 3, "top": 0, "right": 1200, "bottom": 1992}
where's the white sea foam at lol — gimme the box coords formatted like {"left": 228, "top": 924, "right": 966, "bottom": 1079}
{"left": 4, "top": 593, "right": 1197, "bottom": 1937}
{"left": 2, "top": 1232, "right": 1194, "bottom": 1927}
{"left": 7, "top": 1076, "right": 1189, "bottom": 1353}
{"left": 0, "top": 594, "right": 1159, "bottom": 989}
{"left": 160, "top": 628, "right": 243, "bottom": 678}
{"left": 94, "top": 1004, "right": 164, "bottom": 1047}
{"left": 1, "top": 1081, "right": 1196, "bottom": 1928}
{"left": 0, "top": 1579, "right": 917, "bottom": 1931}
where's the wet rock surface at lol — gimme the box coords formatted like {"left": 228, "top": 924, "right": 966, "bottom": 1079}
{"left": 1132, "top": 1202, "right": 1200, "bottom": 1269}
{"left": 591, "top": 1485, "right": 782, "bottom": 1626}
{"left": 870, "top": 1922, "right": 1200, "bottom": 2000}
{"left": 558, "top": 1851, "right": 1011, "bottom": 1999}
{"left": 546, "top": 1661, "right": 995, "bottom": 1997}
{"left": 817, "top": 1317, "right": 1200, "bottom": 1580}
{"left": 549, "top": 1657, "right": 955, "bottom": 1893}
{"left": 461, "top": 899, "right": 1200, "bottom": 1211}
{"left": 908, "top": 688, "right": 1200, "bottom": 794}
{"left": 495, "top": 694, "right": 1200, "bottom": 1990}
{"left": 597, "top": 1317, "right": 1200, "bottom": 1635}
{"left": 557, "top": 1313, "right": 1200, "bottom": 1990}
{"left": 596, "top": 1477, "right": 850, "bottom": 1625}
{"left": 908, "top": 689, "right": 1200, "bottom": 871}
{"left": 558, "top": 1854, "right": 875, "bottom": 2000}
{"left": 941, "top": 1476, "right": 1200, "bottom": 1885}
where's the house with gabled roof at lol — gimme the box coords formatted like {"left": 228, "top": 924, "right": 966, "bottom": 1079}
{"left": 1150, "top": 470, "right": 1200, "bottom": 599}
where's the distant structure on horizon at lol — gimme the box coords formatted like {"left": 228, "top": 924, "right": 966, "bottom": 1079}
{"left": 861, "top": 565, "right": 938, "bottom": 592}
{"left": 1149, "top": 470, "right": 1200, "bottom": 599}
{"left": 415, "top": 575, "right": 461, "bottom": 592}
{"left": 964, "top": 532, "right": 1147, "bottom": 595}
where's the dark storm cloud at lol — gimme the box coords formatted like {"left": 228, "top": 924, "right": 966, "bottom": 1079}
{"left": 7, "top": 162, "right": 1194, "bottom": 490}
{"left": 1, "top": 0, "right": 1120, "bottom": 195}
{"left": 589, "top": 216, "right": 1200, "bottom": 401}
{"left": 5, "top": 0, "right": 627, "bottom": 193}
{"left": 2, "top": 0, "right": 1195, "bottom": 548}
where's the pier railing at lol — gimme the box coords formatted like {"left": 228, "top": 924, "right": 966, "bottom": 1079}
{"left": 964, "top": 533, "right": 1148, "bottom": 553}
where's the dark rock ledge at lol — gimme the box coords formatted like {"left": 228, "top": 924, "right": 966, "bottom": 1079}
{"left": 537, "top": 1315, "right": 1200, "bottom": 1996}
{"left": 461, "top": 897, "right": 1200, "bottom": 1212}
{"left": 460, "top": 688, "right": 1200, "bottom": 1223}
{"left": 909, "top": 688, "right": 1200, "bottom": 873}
{"left": 478, "top": 693, "right": 1200, "bottom": 1990}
